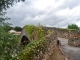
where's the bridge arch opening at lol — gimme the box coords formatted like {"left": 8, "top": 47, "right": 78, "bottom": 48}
{"left": 21, "top": 35, "right": 30, "bottom": 47}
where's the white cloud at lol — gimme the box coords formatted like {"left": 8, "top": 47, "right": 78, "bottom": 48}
{"left": 33, "top": 0, "right": 55, "bottom": 10}
{"left": 33, "top": 0, "right": 65, "bottom": 11}
{"left": 6, "top": 0, "right": 80, "bottom": 28}
{"left": 76, "top": 21, "right": 80, "bottom": 27}
{"left": 56, "top": 5, "right": 80, "bottom": 16}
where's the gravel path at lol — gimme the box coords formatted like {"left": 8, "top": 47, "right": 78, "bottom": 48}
{"left": 58, "top": 37, "right": 80, "bottom": 60}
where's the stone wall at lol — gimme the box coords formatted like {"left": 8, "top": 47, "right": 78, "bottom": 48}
{"left": 43, "top": 27, "right": 80, "bottom": 39}
{"left": 68, "top": 38, "right": 80, "bottom": 47}
{"left": 47, "top": 27, "right": 80, "bottom": 47}
{"left": 43, "top": 27, "right": 80, "bottom": 47}
{"left": 33, "top": 32, "right": 58, "bottom": 60}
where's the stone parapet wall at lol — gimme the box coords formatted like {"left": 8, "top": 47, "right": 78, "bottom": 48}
{"left": 33, "top": 33, "right": 58, "bottom": 60}
{"left": 43, "top": 27, "right": 80, "bottom": 39}
{"left": 43, "top": 27, "right": 80, "bottom": 47}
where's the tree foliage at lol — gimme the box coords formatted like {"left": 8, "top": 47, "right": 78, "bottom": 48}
{"left": 14, "top": 26, "right": 22, "bottom": 31}
{"left": 0, "top": 27, "right": 21, "bottom": 59}
{"left": 2, "top": 22, "right": 13, "bottom": 31}
{"left": 0, "top": 0, "right": 25, "bottom": 11}
{"left": 0, "top": 0, "right": 25, "bottom": 59}
{"left": 0, "top": 0, "right": 25, "bottom": 25}
{"left": 67, "top": 24, "right": 79, "bottom": 30}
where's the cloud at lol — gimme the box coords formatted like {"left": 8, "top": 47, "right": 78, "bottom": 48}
{"left": 6, "top": 0, "right": 80, "bottom": 28}
{"left": 60, "top": 0, "right": 80, "bottom": 9}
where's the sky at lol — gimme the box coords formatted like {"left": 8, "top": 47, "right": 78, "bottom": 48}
{"left": 6, "top": 0, "right": 80, "bottom": 28}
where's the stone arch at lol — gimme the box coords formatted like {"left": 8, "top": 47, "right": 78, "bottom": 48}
{"left": 20, "top": 28, "right": 31, "bottom": 47}
{"left": 21, "top": 35, "right": 30, "bottom": 46}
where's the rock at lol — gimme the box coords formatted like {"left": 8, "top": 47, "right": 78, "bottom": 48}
{"left": 68, "top": 38, "right": 80, "bottom": 47}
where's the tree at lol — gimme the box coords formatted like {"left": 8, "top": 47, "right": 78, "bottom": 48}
{"left": 0, "top": 0, "right": 25, "bottom": 25}
{"left": 67, "top": 24, "right": 79, "bottom": 30}
{"left": 0, "top": 0, "right": 25, "bottom": 59}
{"left": 2, "top": 23, "right": 13, "bottom": 32}
{"left": 14, "top": 26, "right": 22, "bottom": 31}
{"left": 0, "top": 28, "right": 21, "bottom": 59}
{"left": 0, "top": 0, "right": 25, "bottom": 30}
{"left": 0, "top": 0, "right": 25, "bottom": 11}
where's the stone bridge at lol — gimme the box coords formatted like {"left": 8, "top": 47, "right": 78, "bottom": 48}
{"left": 20, "top": 27, "right": 80, "bottom": 46}
{"left": 19, "top": 27, "right": 80, "bottom": 60}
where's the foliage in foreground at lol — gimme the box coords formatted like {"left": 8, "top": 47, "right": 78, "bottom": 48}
{"left": 0, "top": 27, "right": 21, "bottom": 60}
{"left": 0, "top": 24, "right": 46, "bottom": 60}
{"left": 0, "top": 0, "right": 26, "bottom": 59}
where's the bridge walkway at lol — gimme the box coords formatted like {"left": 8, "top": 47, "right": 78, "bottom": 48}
{"left": 58, "top": 37, "right": 80, "bottom": 60}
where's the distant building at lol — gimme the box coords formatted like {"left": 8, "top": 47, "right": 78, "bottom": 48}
{"left": 9, "top": 30, "right": 16, "bottom": 33}
{"left": 9, "top": 30, "right": 21, "bottom": 35}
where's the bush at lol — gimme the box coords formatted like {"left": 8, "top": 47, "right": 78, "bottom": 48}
{"left": 0, "top": 27, "right": 21, "bottom": 59}
{"left": 24, "top": 25, "right": 35, "bottom": 38}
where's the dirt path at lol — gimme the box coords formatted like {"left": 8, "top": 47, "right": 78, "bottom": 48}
{"left": 58, "top": 37, "right": 80, "bottom": 60}
{"left": 49, "top": 45, "right": 65, "bottom": 60}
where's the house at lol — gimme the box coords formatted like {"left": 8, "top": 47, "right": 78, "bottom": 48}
{"left": 9, "top": 30, "right": 21, "bottom": 35}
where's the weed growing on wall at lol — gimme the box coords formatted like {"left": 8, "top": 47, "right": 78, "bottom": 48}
{"left": 24, "top": 25, "right": 35, "bottom": 39}
{"left": 24, "top": 25, "right": 45, "bottom": 40}
{"left": 16, "top": 38, "right": 46, "bottom": 60}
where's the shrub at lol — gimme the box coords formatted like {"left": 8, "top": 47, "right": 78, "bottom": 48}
{"left": 0, "top": 27, "right": 21, "bottom": 60}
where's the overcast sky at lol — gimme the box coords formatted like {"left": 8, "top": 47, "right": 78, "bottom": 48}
{"left": 6, "top": 0, "right": 80, "bottom": 28}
